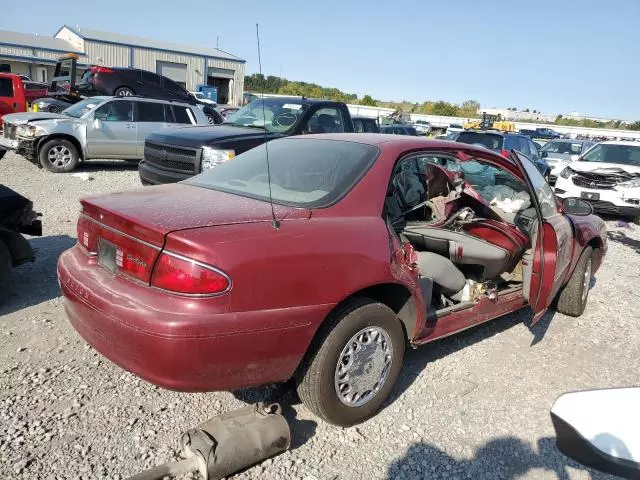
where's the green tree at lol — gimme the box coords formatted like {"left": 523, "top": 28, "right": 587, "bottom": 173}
{"left": 360, "top": 95, "right": 377, "bottom": 106}
{"left": 460, "top": 100, "right": 480, "bottom": 117}
{"left": 628, "top": 121, "right": 640, "bottom": 131}
{"left": 431, "top": 101, "right": 460, "bottom": 116}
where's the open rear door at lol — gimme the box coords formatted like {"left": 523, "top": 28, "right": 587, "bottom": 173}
{"left": 511, "top": 151, "right": 559, "bottom": 325}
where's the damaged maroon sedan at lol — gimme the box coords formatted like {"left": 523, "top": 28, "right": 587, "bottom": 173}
{"left": 57, "top": 135, "right": 607, "bottom": 426}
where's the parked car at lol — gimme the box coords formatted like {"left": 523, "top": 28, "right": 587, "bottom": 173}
{"left": 554, "top": 141, "right": 640, "bottom": 219}
{"left": 58, "top": 135, "right": 606, "bottom": 427}
{"left": 352, "top": 116, "right": 379, "bottom": 133}
{"left": 138, "top": 96, "right": 355, "bottom": 185}
{"left": 0, "top": 96, "right": 209, "bottom": 173}
{"left": 446, "top": 123, "right": 464, "bottom": 135}
{"left": 191, "top": 91, "right": 217, "bottom": 107}
{"left": 0, "top": 185, "right": 42, "bottom": 283}
{"left": 520, "top": 127, "right": 561, "bottom": 140}
{"left": 412, "top": 120, "right": 432, "bottom": 135}
{"left": 540, "top": 139, "right": 597, "bottom": 183}
{"left": 31, "top": 96, "right": 75, "bottom": 113}
{"left": 455, "top": 130, "right": 551, "bottom": 179}
{"left": 380, "top": 124, "right": 419, "bottom": 135}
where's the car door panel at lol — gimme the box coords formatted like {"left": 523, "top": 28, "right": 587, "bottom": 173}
{"left": 86, "top": 101, "right": 137, "bottom": 159}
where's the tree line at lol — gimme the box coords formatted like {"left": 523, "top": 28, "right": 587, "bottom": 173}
{"left": 244, "top": 74, "right": 640, "bottom": 131}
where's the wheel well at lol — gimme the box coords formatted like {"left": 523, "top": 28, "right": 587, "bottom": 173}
{"left": 38, "top": 135, "right": 84, "bottom": 160}
{"left": 114, "top": 86, "right": 135, "bottom": 95}
{"left": 326, "top": 284, "right": 417, "bottom": 341}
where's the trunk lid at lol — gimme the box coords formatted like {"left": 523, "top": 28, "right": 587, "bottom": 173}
{"left": 80, "top": 183, "right": 310, "bottom": 246}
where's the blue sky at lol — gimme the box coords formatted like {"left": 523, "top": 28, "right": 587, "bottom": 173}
{"left": 3, "top": 0, "right": 639, "bottom": 119}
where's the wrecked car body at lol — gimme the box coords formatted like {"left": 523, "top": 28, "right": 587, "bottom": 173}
{"left": 554, "top": 141, "right": 640, "bottom": 217}
{"left": 0, "top": 185, "right": 42, "bottom": 280}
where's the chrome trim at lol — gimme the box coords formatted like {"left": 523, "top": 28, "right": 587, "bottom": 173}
{"left": 153, "top": 250, "right": 233, "bottom": 297}
{"left": 80, "top": 214, "right": 161, "bottom": 251}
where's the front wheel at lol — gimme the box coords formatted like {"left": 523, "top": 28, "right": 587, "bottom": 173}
{"left": 296, "top": 298, "right": 405, "bottom": 427}
{"left": 555, "top": 246, "right": 593, "bottom": 317}
{"left": 39, "top": 139, "right": 80, "bottom": 173}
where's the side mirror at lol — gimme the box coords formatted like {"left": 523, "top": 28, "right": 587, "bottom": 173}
{"left": 551, "top": 388, "right": 640, "bottom": 479}
{"left": 570, "top": 154, "right": 580, "bottom": 161}
{"left": 540, "top": 151, "right": 548, "bottom": 158}
{"left": 562, "top": 197, "right": 593, "bottom": 216}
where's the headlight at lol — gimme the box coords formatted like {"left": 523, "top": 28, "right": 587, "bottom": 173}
{"left": 16, "top": 125, "right": 45, "bottom": 138}
{"left": 560, "top": 167, "right": 573, "bottom": 179}
{"left": 617, "top": 178, "right": 640, "bottom": 188}
{"left": 201, "top": 147, "right": 235, "bottom": 171}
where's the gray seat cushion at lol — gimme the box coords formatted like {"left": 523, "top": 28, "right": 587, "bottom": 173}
{"left": 415, "top": 251, "right": 466, "bottom": 297}
{"left": 404, "top": 226, "right": 511, "bottom": 280}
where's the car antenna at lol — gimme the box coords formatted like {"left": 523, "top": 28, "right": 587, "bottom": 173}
{"left": 256, "top": 23, "right": 280, "bottom": 229}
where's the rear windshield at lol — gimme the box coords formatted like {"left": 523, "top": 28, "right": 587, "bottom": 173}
{"left": 0, "top": 78, "right": 14, "bottom": 97}
{"left": 185, "top": 138, "right": 379, "bottom": 208}
{"left": 581, "top": 144, "right": 640, "bottom": 166}
{"left": 456, "top": 132, "right": 503, "bottom": 151}
{"left": 541, "top": 140, "right": 583, "bottom": 155}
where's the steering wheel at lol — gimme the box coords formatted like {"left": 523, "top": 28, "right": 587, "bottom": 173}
{"left": 272, "top": 112, "right": 298, "bottom": 128}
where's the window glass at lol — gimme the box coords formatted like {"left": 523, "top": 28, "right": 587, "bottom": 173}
{"left": 363, "top": 120, "right": 378, "bottom": 133}
{"left": 394, "top": 127, "right": 406, "bottom": 135}
{"left": 162, "top": 77, "right": 189, "bottom": 98}
{"left": 62, "top": 97, "right": 105, "bottom": 118}
{"left": 226, "top": 98, "right": 308, "bottom": 133}
{"left": 0, "top": 78, "right": 14, "bottom": 97}
{"left": 186, "top": 138, "right": 379, "bottom": 208}
{"left": 528, "top": 140, "right": 539, "bottom": 157}
{"left": 456, "top": 132, "right": 503, "bottom": 151}
{"left": 581, "top": 143, "right": 640, "bottom": 166}
{"left": 516, "top": 152, "right": 557, "bottom": 218}
{"left": 353, "top": 119, "right": 364, "bottom": 133}
{"left": 141, "top": 71, "right": 161, "bottom": 85}
{"left": 136, "top": 101, "right": 166, "bottom": 122}
{"left": 305, "top": 107, "right": 345, "bottom": 134}
{"left": 172, "top": 105, "right": 195, "bottom": 124}
{"left": 94, "top": 100, "right": 134, "bottom": 122}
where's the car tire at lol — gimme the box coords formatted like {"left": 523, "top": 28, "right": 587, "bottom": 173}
{"left": 555, "top": 246, "right": 593, "bottom": 317}
{"left": 39, "top": 139, "right": 80, "bottom": 173}
{"left": 205, "top": 113, "right": 217, "bottom": 124}
{"left": 0, "top": 239, "right": 12, "bottom": 285}
{"left": 114, "top": 87, "right": 135, "bottom": 96}
{"left": 295, "top": 298, "right": 405, "bottom": 427}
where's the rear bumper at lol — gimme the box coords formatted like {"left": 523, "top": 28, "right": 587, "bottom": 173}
{"left": 138, "top": 160, "right": 194, "bottom": 185}
{"left": 57, "top": 246, "right": 324, "bottom": 391}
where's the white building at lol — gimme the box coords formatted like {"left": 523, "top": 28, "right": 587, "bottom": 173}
{"left": 0, "top": 26, "right": 245, "bottom": 105}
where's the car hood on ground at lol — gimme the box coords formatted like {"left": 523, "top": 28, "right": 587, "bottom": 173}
{"left": 2, "top": 112, "right": 71, "bottom": 125}
{"left": 81, "top": 183, "right": 310, "bottom": 246}
{"left": 568, "top": 161, "right": 640, "bottom": 177}
{"left": 148, "top": 124, "right": 282, "bottom": 148}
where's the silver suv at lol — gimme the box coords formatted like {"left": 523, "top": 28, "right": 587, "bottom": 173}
{"left": 0, "top": 96, "right": 209, "bottom": 173}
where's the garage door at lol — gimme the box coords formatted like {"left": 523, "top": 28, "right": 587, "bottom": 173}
{"left": 156, "top": 61, "right": 187, "bottom": 87}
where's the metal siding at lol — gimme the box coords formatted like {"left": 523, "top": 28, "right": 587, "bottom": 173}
{"left": 86, "top": 41, "right": 129, "bottom": 67}
{"left": 0, "top": 45, "right": 32, "bottom": 56}
{"left": 206, "top": 58, "right": 244, "bottom": 105}
{"left": 133, "top": 49, "right": 207, "bottom": 93}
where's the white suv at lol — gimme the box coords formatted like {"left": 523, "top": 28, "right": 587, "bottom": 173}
{"left": 554, "top": 141, "right": 640, "bottom": 218}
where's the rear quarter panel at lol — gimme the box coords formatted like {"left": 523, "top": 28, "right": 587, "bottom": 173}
{"left": 567, "top": 213, "right": 608, "bottom": 273}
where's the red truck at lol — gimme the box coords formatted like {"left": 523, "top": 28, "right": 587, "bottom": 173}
{"left": 0, "top": 73, "right": 48, "bottom": 120}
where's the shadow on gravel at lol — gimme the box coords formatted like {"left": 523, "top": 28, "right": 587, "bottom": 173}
{"left": 607, "top": 230, "right": 640, "bottom": 254}
{"left": 0, "top": 234, "right": 74, "bottom": 315}
{"left": 386, "top": 436, "right": 613, "bottom": 480}
{"left": 69, "top": 159, "right": 140, "bottom": 172}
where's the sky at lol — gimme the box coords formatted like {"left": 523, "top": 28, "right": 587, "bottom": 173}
{"left": 3, "top": 0, "right": 640, "bottom": 120}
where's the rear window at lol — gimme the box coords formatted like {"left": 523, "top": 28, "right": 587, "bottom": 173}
{"left": 456, "top": 132, "right": 503, "bottom": 151}
{"left": 541, "top": 141, "right": 583, "bottom": 154}
{"left": 185, "top": 138, "right": 379, "bottom": 208}
{"left": 0, "top": 78, "right": 14, "bottom": 97}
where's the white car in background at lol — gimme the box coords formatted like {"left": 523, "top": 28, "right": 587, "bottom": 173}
{"left": 554, "top": 141, "right": 640, "bottom": 219}
{"left": 190, "top": 91, "right": 217, "bottom": 107}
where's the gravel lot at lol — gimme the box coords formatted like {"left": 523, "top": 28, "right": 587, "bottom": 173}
{"left": 1, "top": 152, "right": 639, "bottom": 480}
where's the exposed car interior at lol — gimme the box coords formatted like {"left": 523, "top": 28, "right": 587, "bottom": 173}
{"left": 384, "top": 152, "right": 540, "bottom": 313}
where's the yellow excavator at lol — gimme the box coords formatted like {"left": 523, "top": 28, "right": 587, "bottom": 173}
{"left": 463, "top": 112, "right": 516, "bottom": 132}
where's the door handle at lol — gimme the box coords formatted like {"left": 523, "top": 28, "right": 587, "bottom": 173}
{"left": 126, "top": 124, "right": 135, "bottom": 129}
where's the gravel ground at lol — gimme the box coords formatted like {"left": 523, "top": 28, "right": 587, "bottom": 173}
{"left": 1, "top": 152, "right": 639, "bottom": 480}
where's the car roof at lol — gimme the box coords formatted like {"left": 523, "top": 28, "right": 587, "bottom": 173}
{"left": 599, "top": 140, "right": 640, "bottom": 147}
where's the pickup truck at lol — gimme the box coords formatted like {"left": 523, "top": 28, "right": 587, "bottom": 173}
{"left": 519, "top": 127, "right": 561, "bottom": 140}
{"left": 138, "top": 96, "right": 356, "bottom": 185}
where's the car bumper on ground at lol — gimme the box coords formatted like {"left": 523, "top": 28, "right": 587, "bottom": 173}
{"left": 555, "top": 176, "right": 640, "bottom": 217}
{"left": 0, "top": 136, "right": 19, "bottom": 150}
{"left": 138, "top": 160, "right": 194, "bottom": 185}
{"left": 57, "top": 245, "right": 324, "bottom": 392}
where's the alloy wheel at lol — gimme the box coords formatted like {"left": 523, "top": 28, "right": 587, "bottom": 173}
{"left": 47, "top": 146, "right": 73, "bottom": 168}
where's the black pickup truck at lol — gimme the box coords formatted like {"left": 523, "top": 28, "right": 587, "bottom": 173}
{"left": 138, "top": 96, "right": 355, "bottom": 185}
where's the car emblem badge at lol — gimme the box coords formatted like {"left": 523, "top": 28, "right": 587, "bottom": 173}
{"left": 590, "top": 182, "right": 596, "bottom": 187}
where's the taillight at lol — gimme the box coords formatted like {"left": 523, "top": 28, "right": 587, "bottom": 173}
{"left": 151, "top": 253, "right": 230, "bottom": 295}
{"left": 100, "top": 229, "right": 158, "bottom": 283}
{"left": 92, "top": 66, "right": 113, "bottom": 73}
{"left": 77, "top": 215, "right": 99, "bottom": 254}
{"left": 499, "top": 150, "right": 510, "bottom": 158}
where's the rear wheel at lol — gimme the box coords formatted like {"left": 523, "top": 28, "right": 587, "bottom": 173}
{"left": 114, "top": 87, "right": 135, "bottom": 96}
{"left": 39, "top": 139, "right": 80, "bottom": 173}
{"left": 296, "top": 298, "right": 405, "bottom": 426}
{"left": 555, "top": 246, "right": 593, "bottom": 317}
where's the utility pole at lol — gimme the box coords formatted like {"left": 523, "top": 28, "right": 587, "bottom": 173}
{"left": 216, "top": 36, "right": 219, "bottom": 49}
